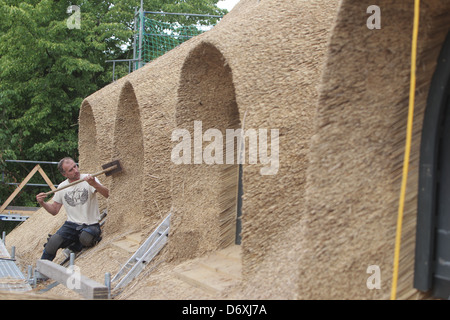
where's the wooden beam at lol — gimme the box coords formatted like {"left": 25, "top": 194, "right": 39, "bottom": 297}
{"left": 2, "top": 210, "right": 35, "bottom": 216}
{"left": 36, "top": 259, "right": 109, "bottom": 300}
{"left": 3, "top": 206, "right": 39, "bottom": 216}
{"left": 37, "top": 166, "right": 56, "bottom": 191}
{"left": 0, "top": 165, "right": 41, "bottom": 214}
{"left": 0, "top": 165, "right": 56, "bottom": 214}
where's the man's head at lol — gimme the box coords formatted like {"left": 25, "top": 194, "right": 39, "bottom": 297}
{"left": 58, "top": 157, "right": 80, "bottom": 182}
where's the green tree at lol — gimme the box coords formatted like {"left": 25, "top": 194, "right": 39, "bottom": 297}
{"left": 0, "top": 0, "right": 226, "bottom": 207}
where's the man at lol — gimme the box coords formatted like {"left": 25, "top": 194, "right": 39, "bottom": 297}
{"left": 36, "top": 157, "right": 109, "bottom": 261}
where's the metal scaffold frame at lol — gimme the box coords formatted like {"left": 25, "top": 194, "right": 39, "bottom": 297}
{"left": 106, "top": 1, "right": 223, "bottom": 81}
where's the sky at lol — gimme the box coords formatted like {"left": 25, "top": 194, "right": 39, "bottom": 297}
{"left": 217, "top": 0, "right": 240, "bottom": 11}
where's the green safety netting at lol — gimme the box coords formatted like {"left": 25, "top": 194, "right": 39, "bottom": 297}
{"left": 135, "top": 13, "right": 219, "bottom": 66}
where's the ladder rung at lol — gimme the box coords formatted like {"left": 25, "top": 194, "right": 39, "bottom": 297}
{"left": 111, "top": 213, "right": 171, "bottom": 288}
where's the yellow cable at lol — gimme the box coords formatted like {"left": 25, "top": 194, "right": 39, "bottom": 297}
{"left": 391, "top": 0, "right": 420, "bottom": 300}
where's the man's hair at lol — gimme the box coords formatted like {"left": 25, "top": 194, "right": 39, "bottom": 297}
{"left": 58, "top": 157, "right": 75, "bottom": 174}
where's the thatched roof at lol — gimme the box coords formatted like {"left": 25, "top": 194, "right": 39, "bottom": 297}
{"left": 7, "top": 0, "right": 450, "bottom": 299}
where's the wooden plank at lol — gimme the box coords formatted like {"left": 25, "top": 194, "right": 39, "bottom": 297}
{"left": 3, "top": 210, "right": 33, "bottom": 216}
{"left": 171, "top": 246, "right": 242, "bottom": 295}
{"left": 5, "top": 206, "right": 39, "bottom": 212}
{"left": 0, "top": 165, "right": 56, "bottom": 214}
{"left": 3, "top": 206, "right": 39, "bottom": 216}
{"left": 216, "top": 245, "right": 241, "bottom": 262}
{"left": 37, "top": 166, "right": 56, "bottom": 191}
{"left": 111, "top": 238, "right": 140, "bottom": 254}
{"left": 173, "top": 263, "right": 238, "bottom": 295}
{"left": 199, "top": 256, "right": 242, "bottom": 279}
{"left": 36, "top": 259, "right": 108, "bottom": 299}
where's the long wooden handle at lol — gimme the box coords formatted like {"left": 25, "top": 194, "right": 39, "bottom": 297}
{"left": 45, "top": 165, "right": 116, "bottom": 196}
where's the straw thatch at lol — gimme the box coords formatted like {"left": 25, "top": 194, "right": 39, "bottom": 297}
{"left": 6, "top": 0, "right": 450, "bottom": 300}
{"left": 106, "top": 81, "right": 145, "bottom": 234}
{"left": 6, "top": 206, "right": 67, "bottom": 267}
{"left": 298, "top": 0, "right": 450, "bottom": 299}
{"left": 170, "top": 41, "right": 240, "bottom": 259}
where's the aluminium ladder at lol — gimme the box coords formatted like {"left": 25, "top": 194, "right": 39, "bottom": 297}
{"left": 0, "top": 241, "right": 32, "bottom": 292}
{"left": 111, "top": 212, "right": 171, "bottom": 290}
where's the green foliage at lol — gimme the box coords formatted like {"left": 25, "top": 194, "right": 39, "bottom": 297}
{"left": 0, "top": 0, "right": 226, "bottom": 207}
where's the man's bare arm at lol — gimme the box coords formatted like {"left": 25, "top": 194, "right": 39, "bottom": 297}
{"left": 36, "top": 193, "right": 63, "bottom": 216}
{"left": 84, "top": 175, "right": 109, "bottom": 198}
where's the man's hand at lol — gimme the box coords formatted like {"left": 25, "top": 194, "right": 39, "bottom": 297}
{"left": 36, "top": 193, "right": 62, "bottom": 216}
{"left": 83, "top": 174, "right": 109, "bottom": 199}
{"left": 83, "top": 174, "right": 97, "bottom": 186}
{"left": 36, "top": 192, "right": 48, "bottom": 205}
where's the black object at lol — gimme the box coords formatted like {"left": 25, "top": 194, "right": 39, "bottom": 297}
{"left": 415, "top": 31, "right": 450, "bottom": 299}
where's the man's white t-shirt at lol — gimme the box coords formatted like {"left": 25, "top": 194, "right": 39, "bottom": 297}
{"left": 53, "top": 174, "right": 102, "bottom": 225}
